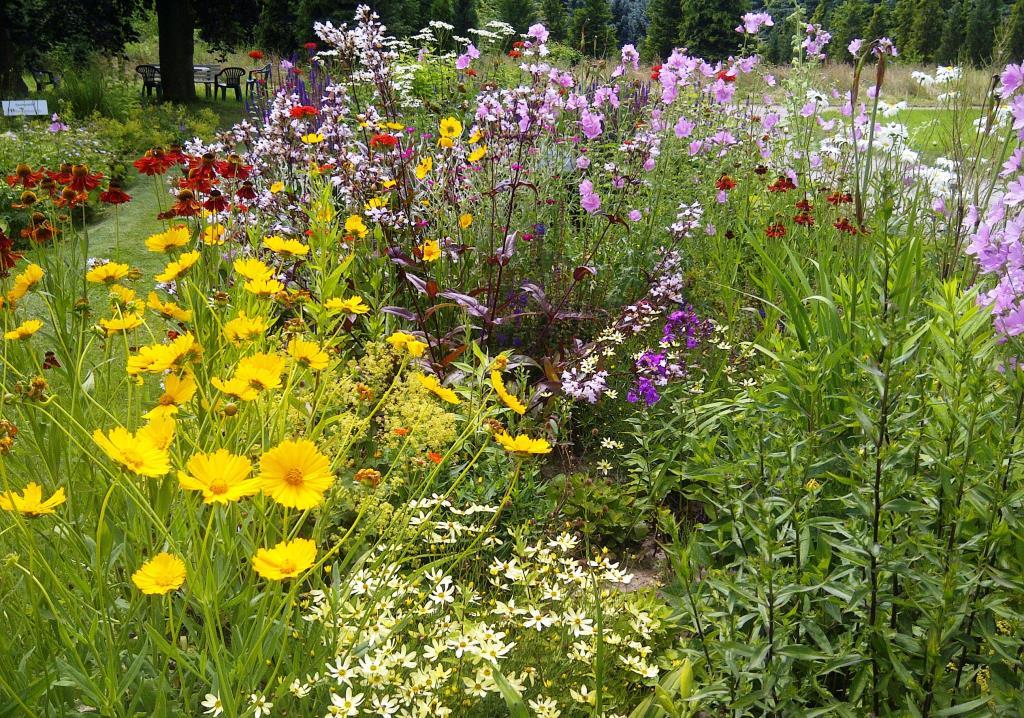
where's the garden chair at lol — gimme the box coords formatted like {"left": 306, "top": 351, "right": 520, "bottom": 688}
{"left": 214, "top": 67, "right": 245, "bottom": 100}
{"left": 246, "top": 64, "right": 272, "bottom": 98}
{"left": 29, "top": 67, "right": 60, "bottom": 93}
{"left": 135, "top": 64, "right": 162, "bottom": 98}
{"left": 193, "top": 65, "right": 220, "bottom": 98}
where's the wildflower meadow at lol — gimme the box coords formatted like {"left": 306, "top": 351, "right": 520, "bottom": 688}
{"left": 3, "top": 3, "right": 1024, "bottom": 717}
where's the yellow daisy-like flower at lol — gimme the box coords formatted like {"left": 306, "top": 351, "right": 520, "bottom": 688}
{"left": 145, "top": 225, "right": 190, "bottom": 253}
{"left": 381, "top": 179, "right": 397, "bottom": 189}
{"left": 264, "top": 235, "right": 310, "bottom": 257}
{"left": 385, "top": 121, "right": 405, "bottom": 131}
{"left": 178, "top": 449, "right": 259, "bottom": 504}
{"left": 127, "top": 333, "right": 201, "bottom": 376}
{"left": 7, "top": 263, "right": 44, "bottom": 303}
{"left": 223, "top": 311, "right": 268, "bottom": 345}
{"left": 99, "top": 313, "right": 144, "bottom": 336}
{"left": 139, "top": 414, "right": 175, "bottom": 451}
{"left": 344, "top": 215, "right": 368, "bottom": 239}
{"left": 86, "top": 262, "right": 131, "bottom": 285}
{"left": 4, "top": 319, "right": 43, "bottom": 340}
{"left": 0, "top": 482, "right": 66, "bottom": 517}
{"left": 257, "top": 438, "right": 334, "bottom": 509}
{"left": 386, "top": 331, "right": 428, "bottom": 358}
{"left": 420, "top": 239, "right": 441, "bottom": 262}
{"left": 244, "top": 277, "right": 285, "bottom": 296}
{"left": 459, "top": 213, "right": 473, "bottom": 229}
{"left": 287, "top": 337, "right": 330, "bottom": 370}
{"left": 269, "top": 181, "right": 285, "bottom": 194}
{"left": 92, "top": 426, "right": 171, "bottom": 477}
{"left": 469, "top": 130, "right": 482, "bottom": 144}
{"left": 201, "top": 223, "right": 226, "bottom": 246}
{"left": 490, "top": 370, "right": 526, "bottom": 415}
{"left": 468, "top": 145, "right": 487, "bottom": 163}
{"left": 154, "top": 251, "right": 201, "bottom": 283}
{"left": 144, "top": 372, "right": 197, "bottom": 419}
{"left": 325, "top": 296, "right": 370, "bottom": 316}
{"left": 233, "top": 257, "right": 273, "bottom": 282}
{"left": 301, "top": 132, "right": 325, "bottom": 144}
{"left": 439, "top": 117, "right": 463, "bottom": 138}
{"left": 131, "top": 552, "right": 186, "bottom": 595}
{"left": 364, "top": 197, "right": 388, "bottom": 211}
{"left": 416, "top": 373, "right": 460, "bottom": 404}
{"left": 415, "top": 156, "right": 433, "bottom": 180}
{"left": 211, "top": 352, "right": 285, "bottom": 401}
{"left": 146, "top": 292, "right": 193, "bottom": 322}
{"left": 109, "top": 284, "right": 140, "bottom": 310}
{"left": 494, "top": 432, "right": 552, "bottom": 456}
{"left": 252, "top": 538, "right": 317, "bottom": 580}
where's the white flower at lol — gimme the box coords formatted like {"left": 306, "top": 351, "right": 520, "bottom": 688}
{"left": 326, "top": 688, "right": 364, "bottom": 717}
{"left": 529, "top": 696, "right": 562, "bottom": 718}
{"left": 201, "top": 694, "right": 224, "bottom": 716}
{"left": 370, "top": 693, "right": 400, "bottom": 717}
{"left": 249, "top": 693, "right": 272, "bottom": 718}
{"left": 562, "top": 608, "right": 594, "bottom": 637}
{"left": 523, "top": 608, "right": 555, "bottom": 631}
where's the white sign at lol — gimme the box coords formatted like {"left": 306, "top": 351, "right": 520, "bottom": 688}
{"left": 2, "top": 100, "right": 49, "bottom": 116}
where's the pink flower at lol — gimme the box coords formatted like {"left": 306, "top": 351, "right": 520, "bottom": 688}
{"left": 628, "top": 209, "right": 642, "bottom": 222}
{"left": 848, "top": 38, "right": 863, "bottom": 57}
{"left": 579, "top": 180, "right": 601, "bottom": 214}
{"left": 674, "top": 117, "right": 694, "bottom": 138}
{"left": 736, "top": 12, "right": 773, "bottom": 34}
{"left": 580, "top": 109, "right": 603, "bottom": 140}
{"left": 1001, "top": 63, "right": 1024, "bottom": 99}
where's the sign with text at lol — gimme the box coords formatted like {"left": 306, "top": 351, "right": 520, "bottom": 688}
{"left": 2, "top": 100, "right": 49, "bottom": 116}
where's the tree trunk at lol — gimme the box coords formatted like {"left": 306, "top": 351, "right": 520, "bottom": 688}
{"left": 0, "top": 24, "right": 29, "bottom": 97}
{"left": 157, "top": 0, "right": 196, "bottom": 102}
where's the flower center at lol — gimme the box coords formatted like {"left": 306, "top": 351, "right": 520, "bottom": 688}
{"left": 158, "top": 393, "right": 175, "bottom": 406}
{"left": 209, "top": 480, "right": 229, "bottom": 494}
{"left": 284, "top": 468, "right": 304, "bottom": 486}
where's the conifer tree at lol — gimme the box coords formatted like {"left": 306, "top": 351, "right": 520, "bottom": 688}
{"left": 965, "top": 0, "right": 1000, "bottom": 65}
{"left": 1006, "top": 0, "right": 1024, "bottom": 62}
{"left": 497, "top": 0, "right": 537, "bottom": 34}
{"left": 829, "top": 0, "right": 871, "bottom": 60}
{"left": 909, "top": 0, "right": 946, "bottom": 62}
{"left": 642, "top": 0, "right": 682, "bottom": 60}
{"left": 452, "top": 0, "right": 479, "bottom": 35}
{"left": 937, "top": 0, "right": 967, "bottom": 63}
{"left": 541, "top": 0, "right": 569, "bottom": 42}
{"left": 865, "top": 1, "right": 890, "bottom": 40}
{"left": 891, "top": 0, "right": 917, "bottom": 52}
{"left": 676, "top": 0, "right": 749, "bottom": 60}
{"left": 569, "top": 0, "right": 618, "bottom": 55}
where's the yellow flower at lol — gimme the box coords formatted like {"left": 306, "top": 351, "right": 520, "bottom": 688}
{"left": 439, "top": 117, "right": 463, "bottom": 138}
{"left": 109, "top": 284, "right": 140, "bottom": 310}
{"left": 420, "top": 239, "right": 441, "bottom": 262}
{"left": 385, "top": 121, "right": 405, "bottom": 131}
{"left": 494, "top": 432, "right": 552, "bottom": 455}
{"left": 201, "top": 223, "right": 226, "bottom": 246}
{"left": 132, "top": 552, "right": 186, "bottom": 595}
{"left": 314, "top": 203, "right": 334, "bottom": 223}
{"left": 252, "top": 538, "right": 317, "bottom": 580}
{"left": 416, "top": 373, "right": 460, "bottom": 404}
{"left": 0, "top": 482, "right": 66, "bottom": 517}
{"left": 287, "top": 337, "right": 330, "bottom": 370}
{"left": 86, "top": 262, "right": 131, "bottom": 284}
{"left": 212, "top": 352, "right": 285, "bottom": 401}
{"left": 439, "top": 136, "right": 454, "bottom": 149}
{"left": 469, "top": 130, "right": 482, "bottom": 144}
{"left": 7, "top": 263, "right": 44, "bottom": 303}
{"left": 263, "top": 235, "right": 310, "bottom": 257}
{"left": 145, "top": 225, "right": 190, "bottom": 253}
{"left": 178, "top": 449, "right": 259, "bottom": 504}
{"left": 468, "top": 145, "right": 487, "bottom": 163}
{"left": 4, "top": 319, "right": 43, "bottom": 340}
{"left": 223, "top": 311, "right": 268, "bottom": 345}
{"left": 139, "top": 414, "right": 175, "bottom": 451}
{"left": 325, "top": 296, "right": 369, "bottom": 316}
{"left": 154, "top": 251, "right": 200, "bottom": 283}
{"left": 386, "top": 331, "right": 428, "bottom": 357}
{"left": 127, "top": 333, "right": 201, "bottom": 376}
{"left": 344, "top": 214, "right": 368, "bottom": 239}
{"left": 381, "top": 179, "right": 397, "bottom": 189}
{"left": 364, "top": 197, "right": 388, "bottom": 211}
{"left": 233, "top": 257, "right": 273, "bottom": 282}
{"left": 301, "top": 132, "right": 325, "bottom": 144}
{"left": 99, "top": 313, "right": 144, "bottom": 336}
{"left": 491, "top": 371, "right": 526, "bottom": 415}
{"left": 93, "top": 426, "right": 171, "bottom": 477}
{"left": 257, "top": 438, "right": 334, "bottom": 509}
{"left": 244, "top": 277, "right": 285, "bottom": 296}
{"left": 147, "top": 292, "right": 193, "bottom": 322}
{"left": 144, "top": 373, "right": 197, "bottom": 419}
{"left": 416, "top": 156, "right": 433, "bottom": 180}
{"left": 269, "top": 181, "right": 285, "bottom": 194}
{"left": 459, "top": 213, "right": 473, "bottom": 229}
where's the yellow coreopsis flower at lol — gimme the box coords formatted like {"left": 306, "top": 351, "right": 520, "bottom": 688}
{"left": 459, "top": 213, "right": 473, "bottom": 229}
{"left": 99, "top": 313, "right": 144, "bottom": 336}
{"left": 385, "top": 121, "right": 405, "bottom": 131}
{"left": 223, "top": 311, "right": 268, "bottom": 345}
{"left": 439, "top": 117, "right": 463, "bottom": 138}
{"left": 386, "top": 331, "right": 428, "bottom": 358}
{"left": 4, "top": 319, "right": 42, "bottom": 340}
{"left": 93, "top": 426, "right": 171, "bottom": 477}
{"left": 154, "top": 251, "right": 200, "bottom": 283}
{"left": 0, "top": 482, "right": 66, "bottom": 517}
{"left": 252, "top": 538, "right": 317, "bottom": 580}
{"left": 139, "top": 414, "right": 175, "bottom": 451}
{"left": 416, "top": 156, "right": 433, "bottom": 180}
{"left": 7, "top": 263, "right": 44, "bottom": 303}
{"left": 233, "top": 257, "right": 273, "bottom": 282}
{"left": 416, "top": 373, "right": 460, "bottom": 404}
{"left": 468, "top": 145, "right": 487, "bottom": 163}
{"left": 178, "top": 449, "right": 259, "bottom": 504}
{"left": 244, "top": 277, "right": 285, "bottom": 297}
{"left": 146, "top": 292, "right": 193, "bottom": 322}
{"left": 264, "top": 235, "right": 310, "bottom": 257}
{"left": 211, "top": 352, "right": 285, "bottom": 401}
{"left": 490, "top": 370, "right": 526, "bottom": 415}
{"left": 145, "top": 225, "right": 190, "bottom": 253}
{"left": 127, "top": 333, "right": 201, "bottom": 376}
{"left": 344, "top": 214, "right": 369, "bottom": 239}
{"left": 494, "top": 432, "right": 552, "bottom": 456}
{"left": 109, "top": 284, "right": 140, "bottom": 310}
{"left": 420, "top": 239, "right": 441, "bottom": 262}
{"left": 269, "top": 181, "right": 285, "bottom": 194}
{"left": 144, "top": 372, "right": 197, "bottom": 419}
{"left": 364, "top": 197, "right": 388, "bottom": 211}
{"left": 301, "top": 132, "right": 325, "bottom": 144}
{"left": 131, "top": 552, "right": 186, "bottom": 595}
{"left": 86, "top": 262, "right": 131, "bottom": 284}
{"left": 325, "top": 296, "right": 369, "bottom": 316}
{"left": 257, "top": 438, "right": 334, "bottom": 509}
{"left": 287, "top": 337, "right": 330, "bottom": 370}
{"left": 201, "top": 223, "right": 226, "bottom": 246}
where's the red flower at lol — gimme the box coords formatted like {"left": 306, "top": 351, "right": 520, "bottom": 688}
{"left": 202, "top": 189, "right": 231, "bottom": 213}
{"left": 0, "top": 229, "right": 23, "bottom": 275}
{"left": 795, "top": 198, "right": 813, "bottom": 211}
{"left": 47, "top": 163, "right": 74, "bottom": 186}
{"left": 465, "top": 68, "right": 477, "bottom": 77}
{"left": 133, "top": 152, "right": 165, "bottom": 176}
{"left": 427, "top": 451, "right": 443, "bottom": 464}
{"left": 715, "top": 174, "right": 737, "bottom": 191}
{"left": 289, "top": 105, "right": 319, "bottom": 118}
{"left": 508, "top": 49, "right": 521, "bottom": 58}
{"left": 99, "top": 182, "right": 132, "bottom": 205}
{"left": 650, "top": 64, "right": 662, "bottom": 81}
{"left": 66, "top": 164, "right": 103, "bottom": 194}
{"left": 170, "top": 189, "right": 202, "bottom": 217}
{"left": 54, "top": 187, "right": 88, "bottom": 208}
{"left": 793, "top": 212, "right": 814, "bottom": 226}
{"left": 369, "top": 134, "right": 399, "bottom": 150}
{"left": 766, "top": 222, "right": 787, "bottom": 238}
{"left": 235, "top": 181, "right": 257, "bottom": 200}
{"left": 5, "top": 164, "right": 44, "bottom": 188}
{"left": 42, "top": 351, "right": 61, "bottom": 369}
{"left": 767, "top": 176, "right": 796, "bottom": 192}
{"left": 304, "top": 42, "right": 318, "bottom": 50}
{"left": 215, "top": 153, "right": 252, "bottom": 180}
{"left": 834, "top": 217, "right": 862, "bottom": 235}
{"left": 248, "top": 50, "right": 265, "bottom": 60}
{"left": 826, "top": 191, "right": 853, "bottom": 205}
{"left": 715, "top": 69, "right": 737, "bottom": 83}
{"left": 186, "top": 152, "right": 219, "bottom": 182}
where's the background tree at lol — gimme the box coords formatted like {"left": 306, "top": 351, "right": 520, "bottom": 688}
{"left": 541, "top": 0, "right": 569, "bottom": 41}
{"left": 828, "top": 0, "right": 871, "bottom": 60}
{"left": 891, "top": 0, "right": 917, "bottom": 51}
{"left": 865, "top": 1, "right": 890, "bottom": 40}
{"left": 676, "top": 0, "right": 750, "bottom": 60}
{"left": 496, "top": 0, "right": 538, "bottom": 34}
{"left": 257, "top": 0, "right": 300, "bottom": 53}
{"left": 642, "top": 0, "right": 682, "bottom": 60}
{"left": 936, "top": 0, "right": 967, "bottom": 63}
{"left": 908, "top": 0, "right": 945, "bottom": 62}
{"left": 612, "top": 0, "right": 649, "bottom": 47}
{"left": 569, "top": 0, "right": 618, "bottom": 55}
{"left": 452, "top": 0, "right": 479, "bottom": 36}
{"left": 1005, "top": 0, "right": 1024, "bottom": 62}
{"left": 965, "top": 0, "right": 1000, "bottom": 65}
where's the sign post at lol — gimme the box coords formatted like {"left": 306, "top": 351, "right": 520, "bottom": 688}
{"left": 1, "top": 100, "right": 50, "bottom": 117}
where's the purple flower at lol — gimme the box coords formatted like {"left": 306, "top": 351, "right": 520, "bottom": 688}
{"left": 628, "top": 209, "right": 642, "bottom": 222}
{"left": 674, "top": 117, "right": 694, "bottom": 138}
{"left": 48, "top": 113, "right": 68, "bottom": 133}
{"left": 579, "top": 179, "right": 601, "bottom": 214}
{"left": 736, "top": 11, "right": 774, "bottom": 34}
{"left": 848, "top": 38, "right": 863, "bottom": 57}
{"left": 580, "top": 108, "right": 603, "bottom": 140}
{"left": 1001, "top": 63, "right": 1024, "bottom": 99}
